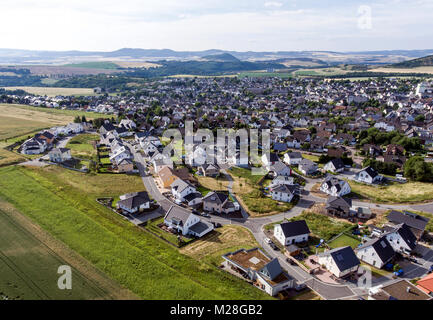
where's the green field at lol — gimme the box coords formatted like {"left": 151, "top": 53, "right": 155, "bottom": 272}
{"left": 289, "top": 211, "right": 354, "bottom": 241}
{"left": 327, "top": 234, "right": 361, "bottom": 249}
{"left": 238, "top": 72, "right": 293, "bottom": 79}
{"left": 0, "top": 114, "right": 52, "bottom": 141}
{"left": 0, "top": 206, "right": 128, "bottom": 300}
{"left": 0, "top": 166, "right": 270, "bottom": 300}
{"left": 62, "top": 62, "right": 120, "bottom": 70}
{"left": 66, "top": 134, "right": 99, "bottom": 160}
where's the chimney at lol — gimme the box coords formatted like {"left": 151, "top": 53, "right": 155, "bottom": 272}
{"left": 406, "top": 287, "right": 411, "bottom": 294}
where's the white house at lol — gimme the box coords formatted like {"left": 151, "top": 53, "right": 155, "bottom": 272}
{"left": 261, "top": 153, "right": 280, "bottom": 168}
{"left": 356, "top": 236, "right": 395, "bottom": 269}
{"left": 274, "top": 220, "right": 310, "bottom": 246}
{"left": 298, "top": 159, "right": 318, "bottom": 176}
{"left": 270, "top": 176, "right": 295, "bottom": 187}
{"left": 384, "top": 223, "right": 417, "bottom": 255}
{"left": 109, "top": 146, "right": 131, "bottom": 165}
{"left": 283, "top": 152, "right": 303, "bottom": 166}
{"left": 355, "top": 166, "right": 383, "bottom": 184}
{"left": 48, "top": 148, "right": 71, "bottom": 163}
{"left": 170, "top": 178, "right": 197, "bottom": 202}
{"left": 270, "top": 184, "right": 296, "bottom": 203}
{"left": 323, "top": 158, "right": 345, "bottom": 173}
{"left": 117, "top": 192, "right": 151, "bottom": 214}
{"left": 141, "top": 141, "right": 159, "bottom": 155}
{"left": 320, "top": 176, "right": 351, "bottom": 197}
{"left": 21, "top": 138, "right": 47, "bottom": 155}
{"left": 164, "top": 206, "right": 214, "bottom": 237}
{"left": 318, "top": 246, "right": 360, "bottom": 278}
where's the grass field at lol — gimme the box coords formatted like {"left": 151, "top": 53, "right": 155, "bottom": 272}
{"left": 0, "top": 142, "right": 27, "bottom": 167}
{"left": 0, "top": 201, "right": 136, "bottom": 300}
{"left": 289, "top": 211, "right": 354, "bottom": 241}
{"left": 348, "top": 180, "right": 433, "bottom": 203}
{"left": 180, "top": 225, "right": 259, "bottom": 267}
{"left": 238, "top": 72, "right": 292, "bottom": 79}
{"left": 66, "top": 134, "right": 99, "bottom": 160}
{"left": 196, "top": 175, "right": 229, "bottom": 191}
{"left": 228, "top": 167, "right": 295, "bottom": 216}
{"left": 62, "top": 62, "right": 120, "bottom": 70}
{"left": 327, "top": 233, "right": 361, "bottom": 249}
{"left": 370, "top": 66, "right": 433, "bottom": 74}
{"left": 0, "top": 166, "right": 270, "bottom": 300}
{"left": 2, "top": 87, "right": 97, "bottom": 97}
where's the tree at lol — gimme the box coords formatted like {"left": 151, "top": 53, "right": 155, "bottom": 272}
{"left": 404, "top": 156, "right": 433, "bottom": 182}
{"left": 73, "top": 116, "right": 81, "bottom": 123}
{"left": 81, "top": 115, "right": 87, "bottom": 123}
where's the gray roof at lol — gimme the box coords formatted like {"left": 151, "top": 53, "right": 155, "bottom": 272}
{"left": 189, "top": 221, "right": 212, "bottom": 234}
{"left": 164, "top": 205, "right": 194, "bottom": 226}
{"left": 385, "top": 223, "right": 417, "bottom": 250}
{"left": 286, "top": 152, "right": 302, "bottom": 159}
{"left": 322, "top": 176, "right": 346, "bottom": 192}
{"left": 272, "top": 184, "right": 296, "bottom": 195}
{"left": 184, "top": 192, "right": 202, "bottom": 202}
{"left": 171, "top": 178, "right": 195, "bottom": 192}
{"left": 327, "top": 158, "right": 345, "bottom": 170}
{"left": 326, "top": 196, "right": 352, "bottom": 209}
{"left": 387, "top": 211, "right": 429, "bottom": 231}
{"left": 320, "top": 246, "right": 360, "bottom": 272}
{"left": 117, "top": 191, "right": 150, "bottom": 210}
{"left": 202, "top": 191, "right": 228, "bottom": 204}
{"left": 259, "top": 258, "right": 283, "bottom": 281}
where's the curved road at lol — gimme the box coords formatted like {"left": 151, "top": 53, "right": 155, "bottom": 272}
{"left": 128, "top": 144, "right": 431, "bottom": 300}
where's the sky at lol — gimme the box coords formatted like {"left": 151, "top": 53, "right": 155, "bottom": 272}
{"left": 1, "top": 0, "right": 433, "bottom": 52}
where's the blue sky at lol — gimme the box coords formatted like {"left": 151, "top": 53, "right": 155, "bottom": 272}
{"left": 1, "top": 0, "right": 432, "bottom": 52}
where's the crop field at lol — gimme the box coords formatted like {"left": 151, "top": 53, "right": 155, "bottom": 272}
{"left": 113, "top": 61, "right": 161, "bottom": 69}
{"left": 0, "top": 142, "right": 27, "bottom": 167}
{"left": 370, "top": 66, "right": 433, "bottom": 74}
{"left": 0, "top": 200, "right": 135, "bottom": 300}
{"left": 0, "top": 166, "right": 270, "bottom": 300}
{"left": 0, "top": 114, "right": 52, "bottom": 141}
{"left": 2, "top": 87, "right": 97, "bottom": 97}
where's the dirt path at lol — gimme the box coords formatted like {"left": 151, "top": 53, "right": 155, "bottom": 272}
{"left": 0, "top": 199, "right": 139, "bottom": 300}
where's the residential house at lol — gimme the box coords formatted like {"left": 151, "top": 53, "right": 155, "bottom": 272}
{"left": 356, "top": 236, "right": 395, "bottom": 269}
{"left": 115, "top": 158, "right": 134, "bottom": 173}
{"left": 323, "top": 158, "right": 345, "bottom": 173}
{"left": 355, "top": 166, "right": 382, "bottom": 184}
{"left": 262, "top": 152, "right": 280, "bottom": 168}
{"left": 48, "top": 148, "right": 71, "bottom": 163}
{"left": 268, "top": 161, "right": 292, "bottom": 178}
{"left": 21, "top": 137, "right": 47, "bottom": 155}
{"left": 274, "top": 220, "right": 310, "bottom": 246}
{"left": 270, "top": 176, "right": 295, "bottom": 187}
{"left": 325, "top": 196, "right": 352, "bottom": 218}
{"left": 368, "top": 280, "right": 432, "bottom": 300}
{"left": 298, "top": 159, "right": 318, "bottom": 176}
{"left": 417, "top": 273, "right": 433, "bottom": 295}
{"left": 222, "top": 248, "right": 294, "bottom": 296}
{"left": 197, "top": 163, "right": 220, "bottom": 177}
{"left": 283, "top": 152, "right": 302, "bottom": 166}
{"left": 320, "top": 176, "right": 351, "bottom": 197}
{"left": 164, "top": 206, "right": 214, "bottom": 237}
{"left": 384, "top": 223, "right": 417, "bottom": 255}
{"left": 202, "top": 192, "right": 238, "bottom": 214}
{"left": 117, "top": 191, "right": 151, "bottom": 214}
{"left": 318, "top": 246, "right": 360, "bottom": 278}
{"left": 170, "top": 178, "right": 197, "bottom": 202}
{"left": 270, "top": 184, "right": 296, "bottom": 203}
{"left": 387, "top": 210, "right": 430, "bottom": 240}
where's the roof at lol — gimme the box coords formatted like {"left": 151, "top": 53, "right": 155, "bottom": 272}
{"left": 202, "top": 191, "right": 229, "bottom": 204}
{"left": 386, "top": 223, "right": 417, "bottom": 250}
{"left": 326, "top": 196, "right": 352, "bottom": 209}
{"left": 327, "top": 158, "right": 345, "bottom": 170}
{"left": 357, "top": 236, "right": 395, "bottom": 263}
{"left": 387, "top": 210, "right": 429, "bottom": 231}
{"left": 320, "top": 246, "right": 360, "bottom": 272}
{"left": 170, "top": 178, "right": 196, "bottom": 192}
{"left": 188, "top": 221, "right": 212, "bottom": 234}
{"left": 372, "top": 280, "right": 432, "bottom": 300}
{"left": 286, "top": 152, "right": 302, "bottom": 159}
{"left": 272, "top": 184, "right": 297, "bottom": 194}
{"left": 184, "top": 192, "right": 202, "bottom": 202}
{"left": 278, "top": 220, "right": 310, "bottom": 238}
{"left": 259, "top": 258, "right": 283, "bottom": 281}
{"left": 269, "top": 161, "right": 290, "bottom": 174}
{"left": 117, "top": 191, "right": 150, "bottom": 210}
{"left": 164, "top": 205, "right": 194, "bottom": 226}
{"left": 223, "top": 248, "right": 271, "bottom": 272}
{"left": 361, "top": 166, "right": 379, "bottom": 178}
{"left": 417, "top": 273, "right": 433, "bottom": 294}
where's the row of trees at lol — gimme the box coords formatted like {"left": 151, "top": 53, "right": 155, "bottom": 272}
{"left": 404, "top": 157, "right": 433, "bottom": 182}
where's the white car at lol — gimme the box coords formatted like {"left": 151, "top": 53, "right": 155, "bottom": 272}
{"left": 264, "top": 237, "right": 272, "bottom": 244}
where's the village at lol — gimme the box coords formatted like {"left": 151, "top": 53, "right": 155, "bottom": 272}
{"left": 2, "top": 76, "right": 433, "bottom": 300}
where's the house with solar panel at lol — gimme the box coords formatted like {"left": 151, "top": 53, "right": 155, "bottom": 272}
{"left": 222, "top": 248, "right": 294, "bottom": 296}
{"left": 318, "top": 246, "right": 360, "bottom": 278}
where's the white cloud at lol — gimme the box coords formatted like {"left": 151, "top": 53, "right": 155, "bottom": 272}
{"left": 264, "top": 2, "right": 283, "bottom": 8}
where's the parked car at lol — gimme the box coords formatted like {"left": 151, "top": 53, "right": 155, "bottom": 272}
{"left": 428, "top": 265, "right": 433, "bottom": 274}
{"left": 201, "top": 213, "right": 210, "bottom": 218}
{"left": 269, "top": 242, "right": 279, "bottom": 251}
{"left": 212, "top": 222, "right": 222, "bottom": 228}
{"left": 394, "top": 269, "right": 404, "bottom": 277}
{"left": 264, "top": 237, "right": 272, "bottom": 244}
{"left": 286, "top": 258, "right": 297, "bottom": 266}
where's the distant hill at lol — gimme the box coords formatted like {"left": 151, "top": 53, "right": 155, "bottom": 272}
{"left": 390, "top": 55, "right": 433, "bottom": 68}
{"left": 202, "top": 53, "right": 240, "bottom": 62}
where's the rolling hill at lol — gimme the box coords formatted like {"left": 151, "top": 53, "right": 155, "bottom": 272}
{"left": 389, "top": 55, "right": 433, "bottom": 68}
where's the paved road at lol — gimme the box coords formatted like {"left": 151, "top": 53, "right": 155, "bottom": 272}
{"left": 127, "top": 142, "right": 433, "bottom": 299}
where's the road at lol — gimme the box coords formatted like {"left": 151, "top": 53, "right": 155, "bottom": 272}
{"left": 127, "top": 141, "right": 433, "bottom": 299}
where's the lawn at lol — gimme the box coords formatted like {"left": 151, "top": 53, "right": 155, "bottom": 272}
{"left": 66, "top": 134, "right": 99, "bottom": 160}
{"left": 227, "top": 167, "right": 295, "bottom": 216}
{"left": 327, "top": 233, "right": 361, "bottom": 249}
{"left": 196, "top": 175, "right": 229, "bottom": 192}
{"left": 302, "top": 153, "right": 320, "bottom": 162}
{"left": 180, "top": 225, "right": 260, "bottom": 267}
{"left": 0, "top": 202, "right": 135, "bottom": 300}
{"left": 0, "top": 166, "right": 270, "bottom": 300}
{"left": 348, "top": 180, "right": 433, "bottom": 203}
{"left": 289, "top": 211, "right": 354, "bottom": 241}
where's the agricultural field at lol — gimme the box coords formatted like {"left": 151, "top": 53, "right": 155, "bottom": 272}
{"left": 180, "top": 225, "right": 260, "bottom": 267}
{"left": 348, "top": 180, "right": 433, "bottom": 203}
{"left": 238, "top": 72, "right": 292, "bottom": 79}
{"left": 66, "top": 134, "right": 99, "bottom": 160}
{"left": 370, "top": 66, "right": 433, "bottom": 74}
{"left": 113, "top": 61, "right": 161, "bottom": 69}
{"left": 0, "top": 200, "right": 136, "bottom": 300}
{"left": 228, "top": 167, "right": 296, "bottom": 216}
{"left": 0, "top": 166, "right": 270, "bottom": 300}
{"left": 0, "top": 114, "right": 52, "bottom": 141}
{"left": 196, "top": 175, "right": 229, "bottom": 191}
{"left": 0, "top": 142, "right": 27, "bottom": 167}
{"left": 293, "top": 67, "right": 349, "bottom": 77}
{"left": 2, "top": 87, "right": 96, "bottom": 97}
